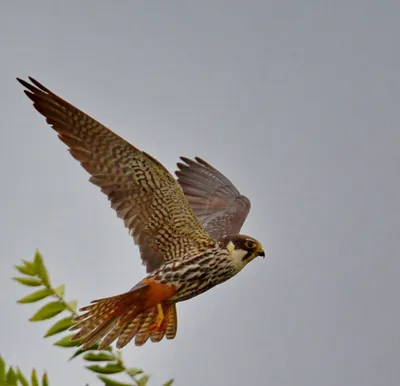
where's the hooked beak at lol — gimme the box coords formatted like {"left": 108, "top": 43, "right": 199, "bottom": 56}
{"left": 258, "top": 249, "right": 265, "bottom": 258}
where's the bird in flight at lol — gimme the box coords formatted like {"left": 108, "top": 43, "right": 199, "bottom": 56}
{"left": 17, "top": 77, "right": 265, "bottom": 349}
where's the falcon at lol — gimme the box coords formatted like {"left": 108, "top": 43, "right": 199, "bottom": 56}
{"left": 17, "top": 77, "right": 265, "bottom": 349}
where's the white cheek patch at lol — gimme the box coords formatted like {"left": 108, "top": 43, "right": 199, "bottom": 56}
{"left": 227, "top": 241, "right": 235, "bottom": 255}
{"left": 227, "top": 241, "right": 248, "bottom": 268}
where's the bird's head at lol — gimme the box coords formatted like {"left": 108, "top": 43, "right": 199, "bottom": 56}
{"left": 222, "top": 234, "right": 265, "bottom": 270}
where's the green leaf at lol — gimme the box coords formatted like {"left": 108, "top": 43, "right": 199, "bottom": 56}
{"left": 31, "top": 369, "right": 39, "bottom": 386}
{"left": 18, "top": 288, "right": 52, "bottom": 303}
{"left": 23, "top": 259, "right": 38, "bottom": 274}
{"left": 54, "top": 334, "right": 81, "bottom": 347}
{"left": 126, "top": 367, "right": 143, "bottom": 376}
{"left": 15, "top": 262, "right": 36, "bottom": 276}
{"left": 67, "top": 300, "right": 77, "bottom": 312}
{"left": 54, "top": 284, "right": 65, "bottom": 297}
{"left": 42, "top": 371, "right": 49, "bottom": 386}
{"left": 16, "top": 367, "right": 29, "bottom": 386}
{"left": 34, "top": 251, "right": 50, "bottom": 287}
{"left": 97, "top": 376, "right": 132, "bottom": 386}
{"left": 6, "top": 367, "right": 18, "bottom": 385}
{"left": 83, "top": 352, "right": 115, "bottom": 362}
{"left": 69, "top": 342, "right": 111, "bottom": 360}
{"left": 0, "top": 356, "right": 6, "bottom": 383}
{"left": 137, "top": 375, "right": 150, "bottom": 386}
{"left": 163, "top": 380, "right": 174, "bottom": 386}
{"left": 69, "top": 347, "right": 89, "bottom": 360}
{"left": 87, "top": 364, "right": 124, "bottom": 374}
{"left": 30, "top": 301, "right": 66, "bottom": 321}
{"left": 13, "top": 277, "right": 42, "bottom": 286}
{"left": 44, "top": 316, "right": 74, "bottom": 337}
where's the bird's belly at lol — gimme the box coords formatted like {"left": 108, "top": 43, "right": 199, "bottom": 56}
{"left": 151, "top": 250, "right": 238, "bottom": 303}
{"left": 173, "top": 279, "right": 226, "bottom": 302}
{"left": 170, "top": 263, "right": 237, "bottom": 302}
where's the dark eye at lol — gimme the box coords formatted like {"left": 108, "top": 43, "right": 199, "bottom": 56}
{"left": 246, "top": 240, "right": 254, "bottom": 249}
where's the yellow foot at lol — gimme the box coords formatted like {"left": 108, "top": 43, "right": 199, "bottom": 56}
{"left": 149, "top": 304, "right": 165, "bottom": 332}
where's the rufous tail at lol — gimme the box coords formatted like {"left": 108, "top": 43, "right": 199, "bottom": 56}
{"left": 70, "top": 282, "right": 178, "bottom": 349}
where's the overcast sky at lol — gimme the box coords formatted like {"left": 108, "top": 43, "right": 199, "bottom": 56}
{"left": 1, "top": 1, "right": 399, "bottom": 385}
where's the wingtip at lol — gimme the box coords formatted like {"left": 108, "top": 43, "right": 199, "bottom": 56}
{"left": 16, "top": 77, "right": 29, "bottom": 87}
{"left": 179, "top": 156, "right": 191, "bottom": 163}
{"left": 176, "top": 157, "right": 193, "bottom": 170}
{"left": 176, "top": 162, "right": 188, "bottom": 171}
{"left": 194, "top": 156, "right": 209, "bottom": 166}
{"left": 23, "top": 90, "right": 35, "bottom": 101}
{"left": 179, "top": 156, "right": 210, "bottom": 168}
{"left": 28, "top": 76, "right": 50, "bottom": 92}
{"left": 16, "top": 76, "right": 50, "bottom": 93}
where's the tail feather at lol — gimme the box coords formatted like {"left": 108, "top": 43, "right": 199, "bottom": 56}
{"left": 71, "top": 282, "right": 149, "bottom": 333}
{"left": 116, "top": 312, "right": 148, "bottom": 348}
{"left": 134, "top": 310, "right": 156, "bottom": 346}
{"left": 97, "top": 308, "right": 138, "bottom": 350}
{"left": 70, "top": 283, "right": 178, "bottom": 348}
{"left": 149, "top": 303, "right": 175, "bottom": 343}
{"left": 165, "top": 303, "right": 178, "bottom": 340}
{"left": 71, "top": 284, "right": 149, "bottom": 348}
{"left": 149, "top": 323, "right": 165, "bottom": 343}
{"left": 116, "top": 304, "right": 178, "bottom": 347}
{"left": 79, "top": 319, "right": 118, "bottom": 349}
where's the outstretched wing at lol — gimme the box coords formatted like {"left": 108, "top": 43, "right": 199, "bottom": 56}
{"left": 175, "top": 157, "right": 251, "bottom": 240}
{"left": 17, "top": 77, "right": 215, "bottom": 273}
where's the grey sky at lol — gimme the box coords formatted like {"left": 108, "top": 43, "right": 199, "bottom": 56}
{"left": 1, "top": 1, "right": 399, "bottom": 385}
